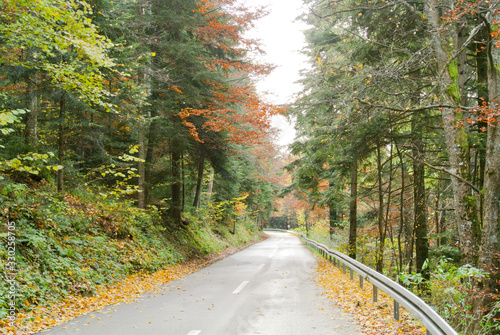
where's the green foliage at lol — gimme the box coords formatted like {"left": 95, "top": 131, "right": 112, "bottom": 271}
{"left": 1, "top": 0, "right": 115, "bottom": 106}
{"left": 85, "top": 149, "right": 144, "bottom": 197}
{"left": 0, "top": 152, "right": 62, "bottom": 178}
{"left": 425, "top": 258, "right": 488, "bottom": 333}
{"left": 182, "top": 199, "right": 260, "bottom": 256}
{"left": 479, "top": 301, "right": 500, "bottom": 335}
{"left": 293, "top": 218, "right": 347, "bottom": 251}
{"left": 0, "top": 109, "right": 25, "bottom": 137}
{"left": 0, "top": 179, "right": 260, "bottom": 319}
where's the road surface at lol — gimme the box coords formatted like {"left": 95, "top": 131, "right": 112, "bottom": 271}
{"left": 40, "top": 231, "right": 362, "bottom": 335}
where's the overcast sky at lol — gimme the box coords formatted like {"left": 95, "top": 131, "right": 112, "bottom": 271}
{"left": 241, "top": 0, "right": 310, "bottom": 147}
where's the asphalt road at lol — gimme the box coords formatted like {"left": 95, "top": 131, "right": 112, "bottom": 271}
{"left": 40, "top": 231, "right": 362, "bottom": 335}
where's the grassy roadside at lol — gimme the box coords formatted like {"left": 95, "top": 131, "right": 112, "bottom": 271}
{"left": 0, "top": 181, "right": 263, "bottom": 334}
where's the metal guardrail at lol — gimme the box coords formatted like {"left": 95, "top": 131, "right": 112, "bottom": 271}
{"left": 263, "top": 228, "right": 458, "bottom": 335}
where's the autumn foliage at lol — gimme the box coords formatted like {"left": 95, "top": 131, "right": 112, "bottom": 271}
{"left": 177, "top": 0, "right": 284, "bottom": 147}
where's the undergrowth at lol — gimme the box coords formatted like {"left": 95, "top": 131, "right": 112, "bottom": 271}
{"left": 0, "top": 179, "right": 261, "bottom": 328}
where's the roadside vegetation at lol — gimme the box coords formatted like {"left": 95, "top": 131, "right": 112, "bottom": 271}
{"left": 0, "top": 179, "right": 263, "bottom": 334}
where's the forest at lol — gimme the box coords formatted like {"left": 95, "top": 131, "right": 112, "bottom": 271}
{"left": 281, "top": 0, "right": 500, "bottom": 333}
{"left": 0, "top": 0, "right": 499, "bottom": 334}
{"left": 0, "top": 0, "right": 286, "bottom": 332}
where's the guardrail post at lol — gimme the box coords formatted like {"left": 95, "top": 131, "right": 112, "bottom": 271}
{"left": 342, "top": 263, "right": 346, "bottom": 274}
{"left": 372, "top": 285, "right": 378, "bottom": 302}
{"left": 350, "top": 268, "right": 354, "bottom": 280}
{"left": 359, "top": 275, "right": 363, "bottom": 289}
{"left": 394, "top": 300, "right": 400, "bottom": 321}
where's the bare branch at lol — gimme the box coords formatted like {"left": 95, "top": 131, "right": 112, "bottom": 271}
{"left": 403, "top": 152, "right": 481, "bottom": 193}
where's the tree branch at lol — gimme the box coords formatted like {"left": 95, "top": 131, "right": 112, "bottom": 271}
{"left": 402, "top": 152, "right": 481, "bottom": 193}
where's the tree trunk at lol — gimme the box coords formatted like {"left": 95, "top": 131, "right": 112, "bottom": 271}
{"left": 170, "top": 139, "right": 183, "bottom": 225}
{"left": 329, "top": 205, "right": 338, "bottom": 237}
{"left": 305, "top": 209, "right": 310, "bottom": 237}
{"left": 348, "top": 154, "right": 358, "bottom": 259}
{"left": 144, "top": 117, "right": 158, "bottom": 205}
{"left": 26, "top": 81, "right": 39, "bottom": 148}
{"left": 425, "top": 0, "right": 478, "bottom": 264}
{"left": 181, "top": 152, "right": 185, "bottom": 213}
{"left": 328, "top": 180, "right": 339, "bottom": 238}
{"left": 475, "top": 24, "right": 488, "bottom": 194}
{"left": 412, "top": 115, "right": 429, "bottom": 282}
{"left": 138, "top": 120, "right": 146, "bottom": 208}
{"left": 397, "top": 146, "right": 405, "bottom": 275}
{"left": 57, "top": 95, "right": 65, "bottom": 195}
{"left": 478, "top": 13, "right": 500, "bottom": 297}
{"left": 207, "top": 167, "right": 215, "bottom": 205}
{"left": 193, "top": 151, "right": 205, "bottom": 208}
{"left": 376, "top": 144, "right": 386, "bottom": 272}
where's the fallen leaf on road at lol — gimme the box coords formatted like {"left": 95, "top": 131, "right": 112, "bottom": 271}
{"left": 315, "top": 258, "right": 425, "bottom": 335}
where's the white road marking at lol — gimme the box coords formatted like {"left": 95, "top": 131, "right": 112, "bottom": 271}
{"left": 232, "top": 281, "right": 249, "bottom": 294}
{"left": 257, "top": 263, "right": 265, "bottom": 270}
{"left": 187, "top": 330, "right": 201, "bottom": 335}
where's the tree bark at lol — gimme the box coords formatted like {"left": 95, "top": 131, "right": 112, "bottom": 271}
{"left": 329, "top": 205, "right": 338, "bottom": 237}
{"left": 181, "top": 152, "right": 185, "bottom": 213}
{"left": 412, "top": 114, "right": 429, "bottom": 281}
{"left": 396, "top": 146, "right": 405, "bottom": 274}
{"left": 138, "top": 120, "right": 146, "bottom": 208}
{"left": 170, "top": 139, "right": 183, "bottom": 225}
{"left": 478, "top": 12, "right": 500, "bottom": 289}
{"left": 348, "top": 154, "right": 358, "bottom": 259}
{"left": 207, "top": 167, "right": 214, "bottom": 205}
{"left": 144, "top": 118, "right": 158, "bottom": 205}
{"left": 26, "top": 80, "right": 39, "bottom": 148}
{"left": 425, "top": 0, "right": 478, "bottom": 264}
{"left": 57, "top": 95, "right": 65, "bottom": 195}
{"left": 193, "top": 151, "right": 205, "bottom": 208}
{"left": 328, "top": 180, "right": 339, "bottom": 238}
{"left": 475, "top": 24, "right": 488, "bottom": 194}
{"left": 376, "top": 144, "right": 386, "bottom": 272}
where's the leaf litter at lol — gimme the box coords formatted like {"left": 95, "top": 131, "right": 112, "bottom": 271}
{"left": 315, "top": 258, "right": 426, "bottom": 335}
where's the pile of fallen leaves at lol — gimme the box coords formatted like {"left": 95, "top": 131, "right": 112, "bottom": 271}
{"left": 315, "top": 258, "right": 426, "bottom": 335}
{"left": 0, "top": 262, "right": 198, "bottom": 335}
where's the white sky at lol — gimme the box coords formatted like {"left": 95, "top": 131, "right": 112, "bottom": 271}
{"left": 241, "top": 0, "right": 310, "bottom": 147}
